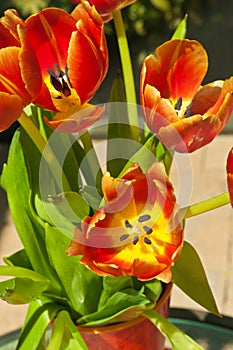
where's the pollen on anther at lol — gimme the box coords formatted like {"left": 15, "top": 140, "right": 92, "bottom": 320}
{"left": 120, "top": 234, "right": 130, "bottom": 242}
{"left": 174, "top": 97, "right": 182, "bottom": 110}
{"left": 184, "top": 109, "right": 193, "bottom": 118}
{"left": 143, "top": 226, "right": 153, "bottom": 234}
{"left": 133, "top": 236, "right": 139, "bottom": 245}
{"left": 125, "top": 220, "right": 132, "bottom": 228}
{"left": 138, "top": 214, "right": 151, "bottom": 222}
{"left": 144, "top": 237, "right": 152, "bottom": 245}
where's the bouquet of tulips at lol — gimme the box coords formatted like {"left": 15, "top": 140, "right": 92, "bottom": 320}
{"left": 0, "top": 1, "right": 232, "bottom": 349}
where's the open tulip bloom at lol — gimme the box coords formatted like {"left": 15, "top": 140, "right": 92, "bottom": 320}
{"left": 0, "top": 2, "right": 232, "bottom": 350}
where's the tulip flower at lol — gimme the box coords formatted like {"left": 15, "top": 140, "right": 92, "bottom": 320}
{"left": 70, "top": 0, "right": 136, "bottom": 22}
{"left": 141, "top": 39, "right": 233, "bottom": 152}
{"left": 0, "top": 11, "right": 42, "bottom": 132}
{"left": 25, "top": 2, "right": 108, "bottom": 131}
{"left": 0, "top": 3, "right": 108, "bottom": 132}
{"left": 67, "top": 163, "right": 183, "bottom": 282}
{"left": 227, "top": 147, "right": 233, "bottom": 207}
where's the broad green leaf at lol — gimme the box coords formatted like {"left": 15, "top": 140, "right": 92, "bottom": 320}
{"left": 47, "top": 310, "right": 88, "bottom": 350}
{"left": 144, "top": 279, "right": 163, "bottom": 303}
{"left": 144, "top": 309, "right": 204, "bottom": 350}
{"left": 4, "top": 249, "right": 32, "bottom": 269}
{"left": 107, "top": 74, "right": 133, "bottom": 176}
{"left": 79, "top": 185, "right": 102, "bottom": 210}
{"left": 78, "top": 289, "right": 152, "bottom": 326}
{"left": 118, "top": 135, "right": 159, "bottom": 175}
{"left": 0, "top": 265, "right": 52, "bottom": 283}
{"left": 47, "top": 191, "right": 90, "bottom": 223}
{"left": 172, "top": 241, "right": 220, "bottom": 316}
{"left": 45, "top": 225, "right": 102, "bottom": 316}
{"left": 0, "top": 278, "right": 49, "bottom": 304}
{"left": 172, "top": 14, "right": 188, "bottom": 40}
{"left": 98, "top": 276, "right": 134, "bottom": 309}
{"left": 16, "top": 299, "right": 62, "bottom": 350}
{"left": 5, "top": 129, "right": 59, "bottom": 284}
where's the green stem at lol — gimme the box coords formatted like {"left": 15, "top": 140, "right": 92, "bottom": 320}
{"left": 18, "top": 112, "right": 71, "bottom": 192}
{"left": 181, "top": 192, "right": 230, "bottom": 219}
{"left": 113, "top": 10, "right": 139, "bottom": 139}
{"left": 79, "top": 130, "right": 103, "bottom": 192}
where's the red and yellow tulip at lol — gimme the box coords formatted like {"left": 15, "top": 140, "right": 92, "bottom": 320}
{"left": 0, "top": 3, "right": 108, "bottom": 132}
{"left": 70, "top": 0, "right": 136, "bottom": 22}
{"left": 0, "top": 10, "right": 42, "bottom": 132}
{"left": 227, "top": 148, "right": 233, "bottom": 207}
{"left": 141, "top": 39, "right": 233, "bottom": 152}
{"left": 67, "top": 163, "right": 183, "bottom": 282}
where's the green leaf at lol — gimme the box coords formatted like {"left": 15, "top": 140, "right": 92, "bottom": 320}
{"left": 47, "top": 191, "right": 90, "bottom": 223}
{"left": 118, "top": 135, "right": 159, "bottom": 176}
{"left": 172, "top": 14, "right": 188, "bottom": 40}
{"left": 45, "top": 225, "right": 102, "bottom": 316}
{"left": 47, "top": 310, "right": 88, "bottom": 350}
{"left": 98, "top": 276, "right": 134, "bottom": 309}
{"left": 107, "top": 73, "right": 134, "bottom": 177}
{"left": 0, "top": 278, "right": 49, "bottom": 304}
{"left": 78, "top": 289, "right": 152, "bottom": 326}
{"left": 172, "top": 241, "right": 220, "bottom": 316}
{"left": 16, "top": 299, "right": 63, "bottom": 350}
{"left": 144, "top": 279, "right": 163, "bottom": 303}
{"left": 144, "top": 309, "right": 204, "bottom": 350}
{"left": 5, "top": 129, "right": 60, "bottom": 284}
{"left": 4, "top": 249, "right": 32, "bottom": 269}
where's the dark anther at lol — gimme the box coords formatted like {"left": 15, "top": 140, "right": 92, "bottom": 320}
{"left": 125, "top": 220, "right": 132, "bottom": 228}
{"left": 174, "top": 97, "right": 182, "bottom": 110}
{"left": 47, "top": 64, "right": 71, "bottom": 97}
{"left": 144, "top": 237, "right": 152, "bottom": 245}
{"left": 184, "top": 109, "right": 193, "bottom": 118}
{"left": 143, "top": 226, "right": 153, "bottom": 234}
{"left": 120, "top": 233, "right": 130, "bottom": 242}
{"left": 138, "top": 214, "right": 151, "bottom": 222}
{"left": 47, "top": 68, "right": 62, "bottom": 92}
{"left": 133, "top": 236, "right": 139, "bottom": 245}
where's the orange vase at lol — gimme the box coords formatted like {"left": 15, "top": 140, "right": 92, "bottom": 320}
{"left": 78, "top": 283, "right": 172, "bottom": 350}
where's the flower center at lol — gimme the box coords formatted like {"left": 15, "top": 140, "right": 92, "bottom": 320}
{"left": 46, "top": 63, "right": 81, "bottom": 112}
{"left": 120, "top": 214, "right": 153, "bottom": 246}
{"left": 174, "top": 97, "right": 193, "bottom": 118}
{"left": 47, "top": 63, "right": 72, "bottom": 97}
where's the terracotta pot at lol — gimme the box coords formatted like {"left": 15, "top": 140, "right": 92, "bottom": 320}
{"left": 78, "top": 282, "right": 172, "bottom": 350}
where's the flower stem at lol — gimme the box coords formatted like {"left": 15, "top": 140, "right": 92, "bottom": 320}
{"left": 182, "top": 192, "right": 230, "bottom": 219}
{"left": 18, "top": 112, "right": 71, "bottom": 191}
{"left": 113, "top": 10, "right": 139, "bottom": 139}
{"left": 79, "top": 130, "right": 103, "bottom": 193}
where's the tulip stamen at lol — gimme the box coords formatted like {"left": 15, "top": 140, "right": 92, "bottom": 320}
{"left": 47, "top": 64, "right": 72, "bottom": 98}
{"left": 121, "top": 214, "right": 153, "bottom": 246}
{"left": 174, "top": 97, "right": 182, "bottom": 110}
{"left": 184, "top": 108, "right": 193, "bottom": 118}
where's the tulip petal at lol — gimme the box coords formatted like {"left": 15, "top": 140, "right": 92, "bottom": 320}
{"left": 0, "top": 47, "right": 31, "bottom": 103}
{"left": 68, "top": 3, "right": 108, "bottom": 103}
{"left": 157, "top": 114, "right": 222, "bottom": 153}
{"left": 44, "top": 104, "right": 104, "bottom": 133}
{"left": 0, "top": 9, "right": 24, "bottom": 46}
{"left": 227, "top": 148, "right": 233, "bottom": 207}
{"left": 0, "top": 92, "right": 24, "bottom": 131}
{"left": 17, "top": 25, "right": 42, "bottom": 100}
{"left": 157, "top": 39, "right": 208, "bottom": 100}
{"left": 25, "top": 8, "right": 77, "bottom": 74}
